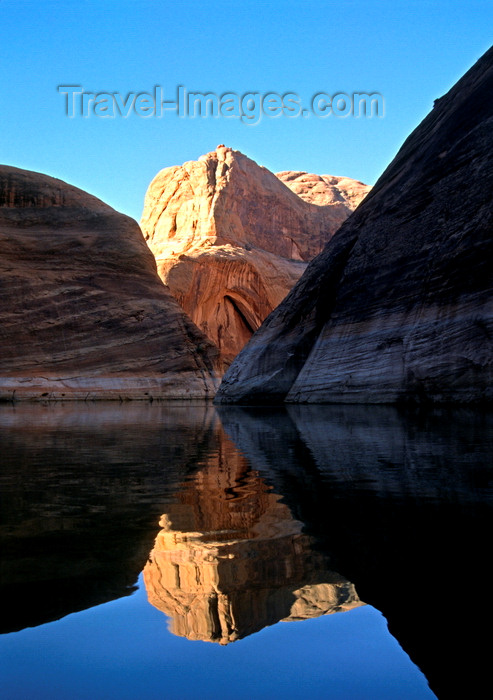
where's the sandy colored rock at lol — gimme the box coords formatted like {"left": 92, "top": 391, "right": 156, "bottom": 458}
{"left": 276, "top": 170, "right": 370, "bottom": 208}
{"left": 216, "top": 47, "right": 493, "bottom": 404}
{"left": 140, "top": 147, "right": 369, "bottom": 366}
{"left": 0, "top": 166, "right": 219, "bottom": 400}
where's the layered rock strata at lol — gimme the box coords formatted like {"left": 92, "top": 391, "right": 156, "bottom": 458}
{"left": 140, "top": 147, "right": 369, "bottom": 366}
{"left": 0, "top": 166, "right": 219, "bottom": 400}
{"left": 216, "top": 48, "right": 493, "bottom": 404}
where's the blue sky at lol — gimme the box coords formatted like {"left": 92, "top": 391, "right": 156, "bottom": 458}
{"left": 0, "top": 0, "right": 491, "bottom": 221}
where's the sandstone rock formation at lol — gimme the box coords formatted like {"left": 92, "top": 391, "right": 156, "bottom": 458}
{"left": 0, "top": 165, "right": 219, "bottom": 400}
{"left": 140, "top": 147, "right": 369, "bottom": 366}
{"left": 216, "top": 47, "right": 493, "bottom": 404}
{"left": 143, "top": 434, "right": 363, "bottom": 644}
{"left": 276, "top": 170, "right": 370, "bottom": 209}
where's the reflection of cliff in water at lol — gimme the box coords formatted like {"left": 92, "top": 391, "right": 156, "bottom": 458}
{"left": 0, "top": 402, "right": 218, "bottom": 633}
{"left": 217, "top": 405, "right": 493, "bottom": 700}
{"left": 1, "top": 402, "right": 491, "bottom": 699}
{"left": 144, "top": 435, "right": 362, "bottom": 644}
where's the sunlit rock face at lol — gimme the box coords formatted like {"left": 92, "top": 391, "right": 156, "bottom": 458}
{"left": 143, "top": 436, "right": 363, "bottom": 644}
{"left": 0, "top": 166, "right": 219, "bottom": 400}
{"left": 276, "top": 170, "right": 370, "bottom": 209}
{"left": 140, "top": 147, "right": 369, "bottom": 367}
{"left": 216, "top": 47, "right": 493, "bottom": 404}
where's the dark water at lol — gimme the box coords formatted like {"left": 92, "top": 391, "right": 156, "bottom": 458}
{"left": 0, "top": 402, "right": 491, "bottom": 699}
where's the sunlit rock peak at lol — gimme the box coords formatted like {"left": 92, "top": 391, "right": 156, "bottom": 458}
{"left": 140, "top": 146, "right": 369, "bottom": 367}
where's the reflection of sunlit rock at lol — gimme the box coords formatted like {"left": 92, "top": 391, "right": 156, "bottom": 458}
{"left": 143, "top": 438, "right": 363, "bottom": 644}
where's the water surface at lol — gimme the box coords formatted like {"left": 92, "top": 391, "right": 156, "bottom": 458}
{"left": 0, "top": 402, "right": 491, "bottom": 698}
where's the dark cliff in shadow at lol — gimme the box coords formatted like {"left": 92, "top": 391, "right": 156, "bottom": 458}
{"left": 216, "top": 47, "right": 493, "bottom": 405}
{"left": 0, "top": 165, "right": 219, "bottom": 400}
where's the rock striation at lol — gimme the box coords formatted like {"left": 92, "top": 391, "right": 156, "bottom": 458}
{"left": 216, "top": 47, "right": 493, "bottom": 404}
{"left": 140, "top": 147, "right": 369, "bottom": 367}
{"left": 0, "top": 165, "right": 219, "bottom": 400}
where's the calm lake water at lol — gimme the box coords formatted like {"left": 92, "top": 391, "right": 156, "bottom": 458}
{"left": 0, "top": 402, "right": 491, "bottom": 699}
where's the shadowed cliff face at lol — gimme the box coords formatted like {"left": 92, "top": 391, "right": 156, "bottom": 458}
{"left": 143, "top": 436, "right": 362, "bottom": 644}
{"left": 216, "top": 47, "right": 493, "bottom": 404}
{"left": 140, "top": 147, "right": 369, "bottom": 367}
{"left": 0, "top": 166, "right": 219, "bottom": 400}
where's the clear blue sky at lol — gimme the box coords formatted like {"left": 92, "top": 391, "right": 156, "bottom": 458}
{"left": 0, "top": 0, "right": 491, "bottom": 221}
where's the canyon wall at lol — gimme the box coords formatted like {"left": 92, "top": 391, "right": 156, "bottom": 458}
{"left": 0, "top": 166, "right": 219, "bottom": 400}
{"left": 216, "top": 47, "right": 493, "bottom": 404}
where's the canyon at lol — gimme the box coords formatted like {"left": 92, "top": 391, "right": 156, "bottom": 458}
{"left": 1, "top": 49, "right": 491, "bottom": 404}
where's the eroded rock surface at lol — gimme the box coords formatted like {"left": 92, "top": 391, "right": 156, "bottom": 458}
{"left": 140, "top": 147, "right": 369, "bottom": 366}
{"left": 216, "top": 48, "right": 493, "bottom": 404}
{"left": 0, "top": 166, "right": 219, "bottom": 399}
{"left": 276, "top": 170, "right": 370, "bottom": 208}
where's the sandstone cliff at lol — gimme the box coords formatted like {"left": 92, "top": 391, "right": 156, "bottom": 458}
{"left": 216, "top": 47, "right": 493, "bottom": 404}
{"left": 0, "top": 166, "right": 219, "bottom": 400}
{"left": 140, "top": 147, "right": 369, "bottom": 366}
